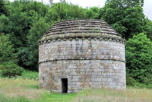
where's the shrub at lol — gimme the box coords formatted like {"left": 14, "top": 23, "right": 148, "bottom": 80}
{"left": 126, "top": 74, "right": 137, "bottom": 86}
{"left": 18, "top": 70, "right": 38, "bottom": 80}
{"left": 0, "top": 61, "right": 24, "bottom": 77}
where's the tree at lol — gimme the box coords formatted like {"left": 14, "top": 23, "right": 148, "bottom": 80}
{"left": 7, "top": 1, "right": 49, "bottom": 48}
{"left": 23, "top": 18, "right": 50, "bottom": 70}
{"left": 0, "top": 34, "right": 17, "bottom": 63}
{"left": 126, "top": 33, "right": 152, "bottom": 85}
{"left": 100, "top": 0, "right": 146, "bottom": 39}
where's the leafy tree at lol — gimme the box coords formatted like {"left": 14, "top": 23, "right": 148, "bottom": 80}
{"left": 100, "top": 0, "right": 146, "bottom": 39}
{"left": 126, "top": 33, "right": 152, "bottom": 85}
{"left": 6, "top": 1, "right": 49, "bottom": 47}
{"left": 24, "top": 18, "right": 49, "bottom": 70}
{"left": 0, "top": 34, "right": 17, "bottom": 63}
{"left": 8, "top": 7, "right": 33, "bottom": 47}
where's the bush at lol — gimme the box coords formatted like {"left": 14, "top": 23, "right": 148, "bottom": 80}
{"left": 126, "top": 74, "right": 138, "bottom": 86}
{"left": 18, "top": 70, "right": 38, "bottom": 80}
{"left": 0, "top": 62, "right": 24, "bottom": 77}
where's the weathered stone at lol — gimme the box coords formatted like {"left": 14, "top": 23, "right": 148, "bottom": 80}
{"left": 39, "top": 19, "right": 126, "bottom": 93}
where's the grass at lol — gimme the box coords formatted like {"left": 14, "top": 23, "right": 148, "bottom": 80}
{"left": 0, "top": 94, "right": 31, "bottom": 102}
{"left": 73, "top": 88, "right": 152, "bottom": 102}
{"left": 18, "top": 70, "right": 38, "bottom": 80}
{"left": 0, "top": 69, "right": 38, "bottom": 80}
{"left": 0, "top": 70, "right": 152, "bottom": 102}
{"left": 0, "top": 77, "right": 77, "bottom": 102}
{"left": 36, "top": 92, "right": 76, "bottom": 102}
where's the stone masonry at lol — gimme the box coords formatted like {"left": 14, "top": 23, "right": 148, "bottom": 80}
{"left": 39, "top": 19, "right": 126, "bottom": 93}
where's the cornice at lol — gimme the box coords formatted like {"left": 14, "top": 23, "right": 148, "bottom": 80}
{"left": 39, "top": 33, "right": 125, "bottom": 45}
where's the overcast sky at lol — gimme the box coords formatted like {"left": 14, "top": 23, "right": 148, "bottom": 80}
{"left": 10, "top": 0, "right": 152, "bottom": 20}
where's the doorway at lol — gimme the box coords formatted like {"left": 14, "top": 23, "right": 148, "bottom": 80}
{"left": 61, "top": 78, "right": 68, "bottom": 93}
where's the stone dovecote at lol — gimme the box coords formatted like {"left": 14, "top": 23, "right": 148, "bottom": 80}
{"left": 39, "top": 19, "right": 126, "bottom": 93}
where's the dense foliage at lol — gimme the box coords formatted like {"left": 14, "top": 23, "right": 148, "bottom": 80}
{"left": 0, "top": 0, "right": 152, "bottom": 86}
{"left": 126, "top": 33, "right": 152, "bottom": 85}
{"left": 0, "top": 61, "right": 24, "bottom": 77}
{"left": 0, "top": 34, "right": 17, "bottom": 63}
{"left": 100, "top": 0, "right": 146, "bottom": 39}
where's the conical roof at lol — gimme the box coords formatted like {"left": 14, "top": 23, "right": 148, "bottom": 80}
{"left": 39, "top": 19, "right": 124, "bottom": 44}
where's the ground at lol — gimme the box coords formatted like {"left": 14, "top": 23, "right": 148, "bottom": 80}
{"left": 0, "top": 70, "right": 152, "bottom": 102}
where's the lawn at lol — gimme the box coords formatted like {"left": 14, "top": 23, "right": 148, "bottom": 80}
{"left": 0, "top": 71, "right": 152, "bottom": 102}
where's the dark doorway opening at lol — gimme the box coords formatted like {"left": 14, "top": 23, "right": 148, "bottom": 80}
{"left": 61, "top": 78, "right": 68, "bottom": 93}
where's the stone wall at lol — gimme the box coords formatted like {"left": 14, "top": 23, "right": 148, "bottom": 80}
{"left": 39, "top": 38, "right": 126, "bottom": 92}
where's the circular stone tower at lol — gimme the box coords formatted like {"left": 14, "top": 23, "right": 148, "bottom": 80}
{"left": 39, "top": 19, "right": 126, "bottom": 93}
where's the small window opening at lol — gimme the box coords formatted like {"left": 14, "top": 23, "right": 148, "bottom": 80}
{"left": 61, "top": 78, "right": 68, "bottom": 93}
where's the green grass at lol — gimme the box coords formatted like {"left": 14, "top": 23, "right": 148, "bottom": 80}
{"left": 0, "top": 69, "right": 38, "bottom": 80}
{"left": 0, "top": 92, "right": 76, "bottom": 102}
{"left": 36, "top": 92, "right": 77, "bottom": 102}
{"left": 0, "top": 94, "right": 32, "bottom": 102}
{"left": 18, "top": 70, "right": 38, "bottom": 80}
{"left": 1, "top": 87, "right": 152, "bottom": 102}
{"left": 0, "top": 70, "right": 152, "bottom": 102}
{"left": 0, "top": 76, "right": 77, "bottom": 102}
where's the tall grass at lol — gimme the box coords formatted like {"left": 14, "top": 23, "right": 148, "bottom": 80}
{"left": 0, "top": 94, "right": 31, "bottom": 102}
{"left": 0, "top": 78, "right": 42, "bottom": 99}
{"left": 18, "top": 70, "right": 38, "bottom": 80}
{"left": 0, "top": 70, "right": 152, "bottom": 102}
{"left": 72, "top": 88, "right": 152, "bottom": 102}
{"left": 36, "top": 92, "right": 77, "bottom": 102}
{"left": 0, "top": 76, "right": 76, "bottom": 102}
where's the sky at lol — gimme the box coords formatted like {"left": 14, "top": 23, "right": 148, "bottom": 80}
{"left": 143, "top": 0, "right": 152, "bottom": 20}
{"left": 10, "top": 0, "right": 152, "bottom": 20}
